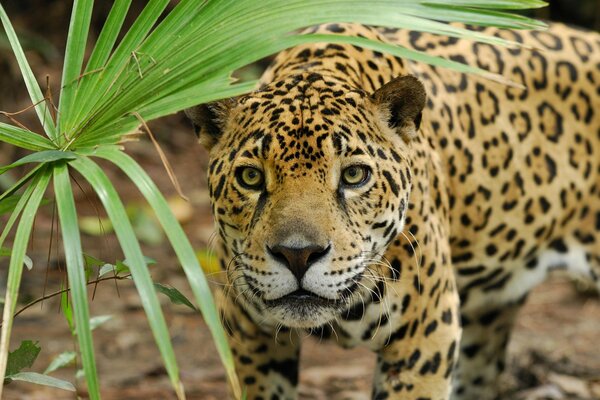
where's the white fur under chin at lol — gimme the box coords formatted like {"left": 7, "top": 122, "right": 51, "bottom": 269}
{"left": 266, "top": 304, "right": 338, "bottom": 329}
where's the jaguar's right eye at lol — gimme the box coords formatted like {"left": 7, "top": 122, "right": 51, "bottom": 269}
{"left": 340, "top": 165, "right": 371, "bottom": 188}
{"left": 236, "top": 167, "right": 264, "bottom": 190}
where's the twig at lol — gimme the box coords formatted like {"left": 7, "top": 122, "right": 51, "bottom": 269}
{"left": 0, "top": 97, "right": 49, "bottom": 131}
{"left": 133, "top": 112, "right": 189, "bottom": 201}
{"left": 0, "top": 274, "right": 132, "bottom": 328}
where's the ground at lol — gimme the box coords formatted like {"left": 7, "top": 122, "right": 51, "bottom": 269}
{"left": 1, "top": 3, "right": 600, "bottom": 399}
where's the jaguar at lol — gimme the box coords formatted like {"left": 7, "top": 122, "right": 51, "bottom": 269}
{"left": 186, "top": 22, "right": 600, "bottom": 399}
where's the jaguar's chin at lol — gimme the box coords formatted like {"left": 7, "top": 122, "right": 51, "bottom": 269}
{"left": 264, "top": 289, "right": 342, "bottom": 328}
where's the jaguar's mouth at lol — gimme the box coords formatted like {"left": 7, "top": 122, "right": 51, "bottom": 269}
{"left": 261, "top": 288, "right": 343, "bottom": 328}
{"left": 264, "top": 288, "right": 338, "bottom": 308}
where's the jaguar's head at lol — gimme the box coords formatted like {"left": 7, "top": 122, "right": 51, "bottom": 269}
{"left": 187, "top": 73, "right": 425, "bottom": 328}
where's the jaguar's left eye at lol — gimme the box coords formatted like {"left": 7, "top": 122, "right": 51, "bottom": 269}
{"left": 236, "top": 167, "right": 264, "bottom": 190}
{"left": 341, "top": 165, "right": 371, "bottom": 187}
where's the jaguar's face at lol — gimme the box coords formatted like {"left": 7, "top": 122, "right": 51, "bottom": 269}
{"left": 187, "top": 73, "right": 425, "bottom": 328}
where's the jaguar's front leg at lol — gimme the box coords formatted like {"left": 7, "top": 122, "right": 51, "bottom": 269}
{"left": 452, "top": 302, "right": 522, "bottom": 400}
{"left": 372, "top": 287, "right": 461, "bottom": 400}
{"left": 217, "top": 290, "right": 301, "bottom": 400}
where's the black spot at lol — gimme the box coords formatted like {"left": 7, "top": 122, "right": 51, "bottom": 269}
{"left": 451, "top": 252, "right": 473, "bottom": 264}
{"left": 212, "top": 175, "right": 226, "bottom": 200}
{"left": 424, "top": 320, "right": 438, "bottom": 337}
{"left": 538, "top": 101, "right": 563, "bottom": 143}
{"left": 479, "top": 309, "right": 501, "bottom": 326}
{"left": 401, "top": 294, "right": 411, "bottom": 312}
{"left": 390, "top": 258, "right": 402, "bottom": 280}
{"left": 457, "top": 265, "right": 485, "bottom": 276}
{"left": 240, "top": 355, "right": 253, "bottom": 365}
{"left": 382, "top": 170, "right": 400, "bottom": 196}
{"left": 544, "top": 154, "right": 557, "bottom": 183}
{"left": 462, "top": 344, "right": 481, "bottom": 358}
{"left": 387, "top": 322, "right": 409, "bottom": 343}
{"left": 257, "top": 358, "right": 299, "bottom": 385}
{"left": 342, "top": 301, "right": 366, "bottom": 321}
{"left": 485, "top": 244, "right": 498, "bottom": 256}
{"left": 408, "top": 349, "right": 421, "bottom": 368}
{"left": 539, "top": 196, "right": 551, "bottom": 213}
{"left": 441, "top": 309, "right": 453, "bottom": 324}
{"left": 426, "top": 262, "right": 436, "bottom": 277}
{"left": 326, "top": 23, "right": 346, "bottom": 33}
{"left": 549, "top": 238, "right": 568, "bottom": 253}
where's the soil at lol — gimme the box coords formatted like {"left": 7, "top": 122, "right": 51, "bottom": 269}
{"left": 1, "top": 3, "right": 600, "bottom": 400}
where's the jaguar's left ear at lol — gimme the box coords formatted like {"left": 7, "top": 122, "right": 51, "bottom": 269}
{"left": 371, "top": 75, "right": 426, "bottom": 141}
{"left": 184, "top": 98, "right": 237, "bottom": 150}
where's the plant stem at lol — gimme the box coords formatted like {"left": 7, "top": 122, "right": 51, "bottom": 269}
{"left": 0, "top": 274, "right": 132, "bottom": 328}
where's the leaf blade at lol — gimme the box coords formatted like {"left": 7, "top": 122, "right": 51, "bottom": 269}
{"left": 9, "top": 372, "right": 75, "bottom": 392}
{"left": 0, "top": 5, "right": 57, "bottom": 140}
{"left": 58, "top": 0, "right": 94, "bottom": 139}
{"left": 53, "top": 162, "right": 100, "bottom": 399}
{"left": 92, "top": 148, "right": 241, "bottom": 398}
{"left": 71, "top": 156, "right": 184, "bottom": 399}
{"left": 0, "top": 150, "right": 77, "bottom": 175}
{"left": 44, "top": 351, "right": 77, "bottom": 375}
{"left": 0, "top": 168, "right": 51, "bottom": 400}
{"left": 5, "top": 340, "right": 40, "bottom": 377}
{"left": 0, "top": 122, "right": 55, "bottom": 151}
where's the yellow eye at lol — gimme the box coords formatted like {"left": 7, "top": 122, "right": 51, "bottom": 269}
{"left": 341, "top": 165, "right": 370, "bottom": 187}
{"left": 237, "top": 167, "right": 264, "bottom": 189}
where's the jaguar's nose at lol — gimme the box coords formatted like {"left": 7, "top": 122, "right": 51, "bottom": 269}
{"left": 267, "top": 243, "right": 331, "bottom": 281}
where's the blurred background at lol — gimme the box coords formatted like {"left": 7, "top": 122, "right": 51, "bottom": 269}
{"left": 1, "top": 1, "right": 599, "bottom": 399}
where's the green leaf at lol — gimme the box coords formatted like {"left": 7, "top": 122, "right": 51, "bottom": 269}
{"left": 0, "top": 164, "right": 45, "bottom": 203}
{"left": 0, "top": 123, "right": 55, "bottom": 151}
{"left": 69, "top": 0, "right": 170, "bottom": 136}
{"left": 98, "top": 263, "right": 117, "bottom": 277}
{"left": 0, "top": 195, "right": 22, "bottom": 215}
{"left": 0, "top": 195, "right": 48, "bottom": 216}
{"left": 154, "top": 283, "right": 197, "bottom": 311}
{"left": 421, "top": 0, "right": 547, "bottom": 10}
{"left": 93, "top": 148, "right": 240, "bottom": 395}
{"left": 99, "top": 262, "right": 126, "bottom": 277}
{"left": 44, "top": 351, "right": 77, "bottom": 374}
{"left": 0, "top": 5, "right": 57, "bottom": 140}
{"left": 58, "top": 0, "right": 94, "bottom": 140}
{"left": 0, "top": 184, "right": 35, "bottom": 253}
{"left": 9, "top": 372, "right": 75, "bottom": 392}
{"left": 68, "top": 0, "right": 546, "bottom": 149}
{"left": 0, "top": 248, "right": 33, "bottom": 271}
{"left": 0, "top": 169, "right": 50, "bottom": 393}
{"left": 83, "top": 253, "right": 107, "bottom": 268}
{"left": 85, "top": 0, "right": 132, "bottom": 73}
{"left": 0, "top": 150, "right": 77, "bottom": 175}
{"left": 5, "top": 340, "right": 40, "bottom": 377}
{"left": 60, "top": 289, "right": 74, "bottom": 335}
{"left": 90, "top": 315, "right": 112, "bottom": 331}
{"left": 0, "top": 195, "right": 48, "bottom": 217}
{"left": 71, "top": 156, "right": 184, "bottom": 399}
{"left": 54, "top": 162, "right": 100, "bottom": 399}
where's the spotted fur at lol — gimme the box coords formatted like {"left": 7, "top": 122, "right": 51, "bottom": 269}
{"left": 187, "top": 22, "right": 600, "bottom": 400}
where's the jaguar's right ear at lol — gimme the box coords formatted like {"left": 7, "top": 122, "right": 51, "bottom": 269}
{"left": 184, "top": 99, "right": 236, "bottom": 150}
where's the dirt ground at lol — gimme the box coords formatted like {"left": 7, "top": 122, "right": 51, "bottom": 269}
{"left": 1, "top": 3, "right": 600, "bottom": 400}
